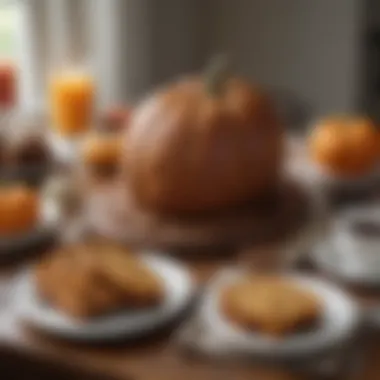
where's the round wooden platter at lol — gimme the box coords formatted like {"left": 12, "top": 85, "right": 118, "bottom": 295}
{"left": 83, "top": 177, "right": 325, "bottom": 254}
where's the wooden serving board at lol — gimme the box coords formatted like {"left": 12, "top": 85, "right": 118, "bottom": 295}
{"left": 84, "top": 178, "right": 322, "bottom": 254}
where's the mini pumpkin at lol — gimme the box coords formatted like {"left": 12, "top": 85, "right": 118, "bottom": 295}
{"left": 124, "top": 58, "right": 284, "bottom": 214}
{"left": 0, "top": 185, "right": 39, "bottom": 235}
{"left": 309, "top": 116, "right": 379, "bottom": 177}
{"left": 82, "top": 132, "right": 123, "bottom": 175}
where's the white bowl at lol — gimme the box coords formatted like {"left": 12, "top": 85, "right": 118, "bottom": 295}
{"left": 334, "top": 206, "right": 380, "bottom": 260}
{"left": 286, "top": 134, "right": 380, "bottom": 191}
{"left": 312, "top": 205, "right": 380, "bottom": 285}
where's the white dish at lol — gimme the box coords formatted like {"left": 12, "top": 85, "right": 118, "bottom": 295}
{"left": 15, "top": 254, "right": 195, "bottom": 341}
{"left": 199, "top": 270, "right": 360, "bottom": 359}
{"left": 311, "top": 204, "right": 380, "bottom": 286}
{"left": 333, "top": 205, "right": 380, "bottom": 260}
{"left": 286, "top": 135, "right": 380, "bottom": 191}
{"left": 311, "top": 238, "right": 380, "bottom": 286}
{"left": 0, "top": 199, "right": 58, "bottom": 254}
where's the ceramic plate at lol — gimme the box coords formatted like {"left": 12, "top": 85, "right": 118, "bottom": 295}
{"left": 200, "top": 270, "right": 360, "bottom": 359}
{"left": 15, "top": 254, "right": 195, "bottom": 341}
{"left": 287, "top": 135, "right": 380, "bottom": 190}
{"left": 311, "top": 238, "right": 380, "bottom": 287}
{"left": 0, "top": 199, "right": 58, "bottom": 255}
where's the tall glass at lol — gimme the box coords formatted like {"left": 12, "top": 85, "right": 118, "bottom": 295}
{"left": 49, "top": 68, "right": 94, "bottom": 137}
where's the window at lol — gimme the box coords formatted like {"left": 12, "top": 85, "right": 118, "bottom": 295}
{"left": 0, "top": 0, "right": 19, "bottom": 59}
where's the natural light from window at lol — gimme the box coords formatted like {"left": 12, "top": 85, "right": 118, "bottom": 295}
{"left": 0, "top": 0, "right": 19, "bottom": 59}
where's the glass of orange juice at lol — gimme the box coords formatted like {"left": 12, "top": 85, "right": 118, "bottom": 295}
{"left": 49, "top": 69, "right": 95, "bottom": 137}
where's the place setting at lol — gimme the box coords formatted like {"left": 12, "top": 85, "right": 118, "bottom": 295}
{"left": 11, "top": 238, "right": 196, "bottom": 342}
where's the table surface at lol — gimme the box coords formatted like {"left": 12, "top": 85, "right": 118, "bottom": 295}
{"left": 2, "top": 136, "right": 380, "bottom": 380}
{"left": 1, "top": 253, "right": 380, "bottom": 380}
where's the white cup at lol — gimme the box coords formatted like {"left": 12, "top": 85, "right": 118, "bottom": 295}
{"left": 332, "top": 205, "right": 380, "bottom": 275}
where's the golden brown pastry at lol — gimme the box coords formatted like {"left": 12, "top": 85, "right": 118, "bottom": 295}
{"left": 35, "top": 241, "right": 164, "bottom": 319}
{"left": 0, "top": 185, "right": 39, "bottom": 235}
{"left": 220, "top": 276, "right": 322, "bottom": 337}
{"left": 81, "top": 133, "right": 122, "bottom": 176}
{"left": 97, "top": 244, "right": 164, "bottom": 307}
{"left": 124, "top": 57, "right": 283, "bottom": 214}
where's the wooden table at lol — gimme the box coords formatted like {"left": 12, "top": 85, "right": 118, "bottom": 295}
{"left": 2, "top": 137, "right": 380, "bottom": 379}
{"left": 1, "top": 253, "right": 380, "bottom": 380}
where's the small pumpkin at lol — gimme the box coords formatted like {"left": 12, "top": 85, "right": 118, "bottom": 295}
{"left": 82, "top": 132, "right": 123, "bottom": 174}
{"left": 309, "top": 116, "right": 379, "bottom": 177}
{"left": 0, "top": 185, "right": 39, "bottom": 235}
{"left": 124, "top": 57, "right": 284, "bottom": 214}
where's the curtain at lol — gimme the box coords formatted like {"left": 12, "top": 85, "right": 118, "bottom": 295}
{"left": 18, "top": 0, "right": 211, "bottom": 112}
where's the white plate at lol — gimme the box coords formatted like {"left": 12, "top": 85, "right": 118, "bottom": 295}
{"left": 311, "top": 238, "right": 380, "bottom": 286}
{"left": 311, "top": 205, "right": 380, "bottom": 286}
{"left": 15, "top": 254, "right": 195, "bottom": 341}
{"left": 199, "top": 270, "right": 360, "bottom": 359}
{"left": 0, "top": 199, "right": 58, "bottom": 254}
{"left": 286, "top": 135, "right": 380, "bottom": 191}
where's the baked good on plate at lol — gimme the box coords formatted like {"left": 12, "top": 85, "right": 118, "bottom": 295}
{"left": 35, "top": 241, "right": 164, "bottom": 319}
{"left": 0, "top": 185, "right": 39, "bottom": 235}
{"left": 124, "top": 57, "right": 283, "bottom": 214}
{"left": 220, "top": 276, "right": 322, "bottom": 337}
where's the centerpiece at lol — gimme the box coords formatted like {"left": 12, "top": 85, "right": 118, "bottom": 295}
{"left": 85, "top": 57, "right": 322, "bottom": 258}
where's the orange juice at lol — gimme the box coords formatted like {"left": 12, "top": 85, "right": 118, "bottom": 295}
{"left": 50, "top": 70, "right": 94, "bottom": 136}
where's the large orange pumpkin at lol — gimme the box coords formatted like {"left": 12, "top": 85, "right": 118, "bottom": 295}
{"left": 124, "top": 59, "right": 284, "bottom": 214}
{"left": 309, "top": 116, "right": 379, "bottom": 177}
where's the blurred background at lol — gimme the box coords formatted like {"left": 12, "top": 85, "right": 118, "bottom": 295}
{"left": 0, "top": 0, "right": 373, "bottom": 128}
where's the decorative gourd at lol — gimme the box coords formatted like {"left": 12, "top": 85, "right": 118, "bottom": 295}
{"left": 309, "top": 116, "right": 379, "bottom": 177}
{"left": 0, "top": 185, "right": 39, "bottom": 235}
{"left": 124, "top": 57, "right": 284, "bottom": 214}
{"left": 82, "top": 132, "right": 123, "bottom": 168}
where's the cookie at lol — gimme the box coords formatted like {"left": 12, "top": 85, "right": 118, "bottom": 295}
{"left": 220, "top": 276, "right": 322, "bottom": 337}
{"left": 35, "top": 241, "right": 164, "bottom": 319}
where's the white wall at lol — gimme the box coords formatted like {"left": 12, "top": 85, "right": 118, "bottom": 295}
{"left": 210, "top": 0, "right": 365, "bottom": 117}
{"left": 19, "top": 0, "right": 365, "bottom": 118}
{"left": 93, "top": 0, "right": 208, "bottom": 106}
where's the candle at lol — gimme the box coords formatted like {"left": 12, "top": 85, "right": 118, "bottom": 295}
{"left": 50, "top": 70, "right": 94, "bottom": 136}
{"left": 0, "top": 61, "right": 17, "bottom": 109}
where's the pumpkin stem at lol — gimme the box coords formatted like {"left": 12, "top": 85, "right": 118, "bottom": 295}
{"left": 204, "top": 55, "right": 230, "bottom": 96}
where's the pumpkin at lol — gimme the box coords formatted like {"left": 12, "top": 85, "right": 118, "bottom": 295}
{"left": 82, "top": 132, "right": 123, "bottom": 172}
{"left": 124, "top": 58, "right": 284, "bottom": 214}
{"left": 309, "top": 116, "right": 379, "bottom": 177}
{"left": 0, "top": 185, "right": 39, "bottom": 235}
